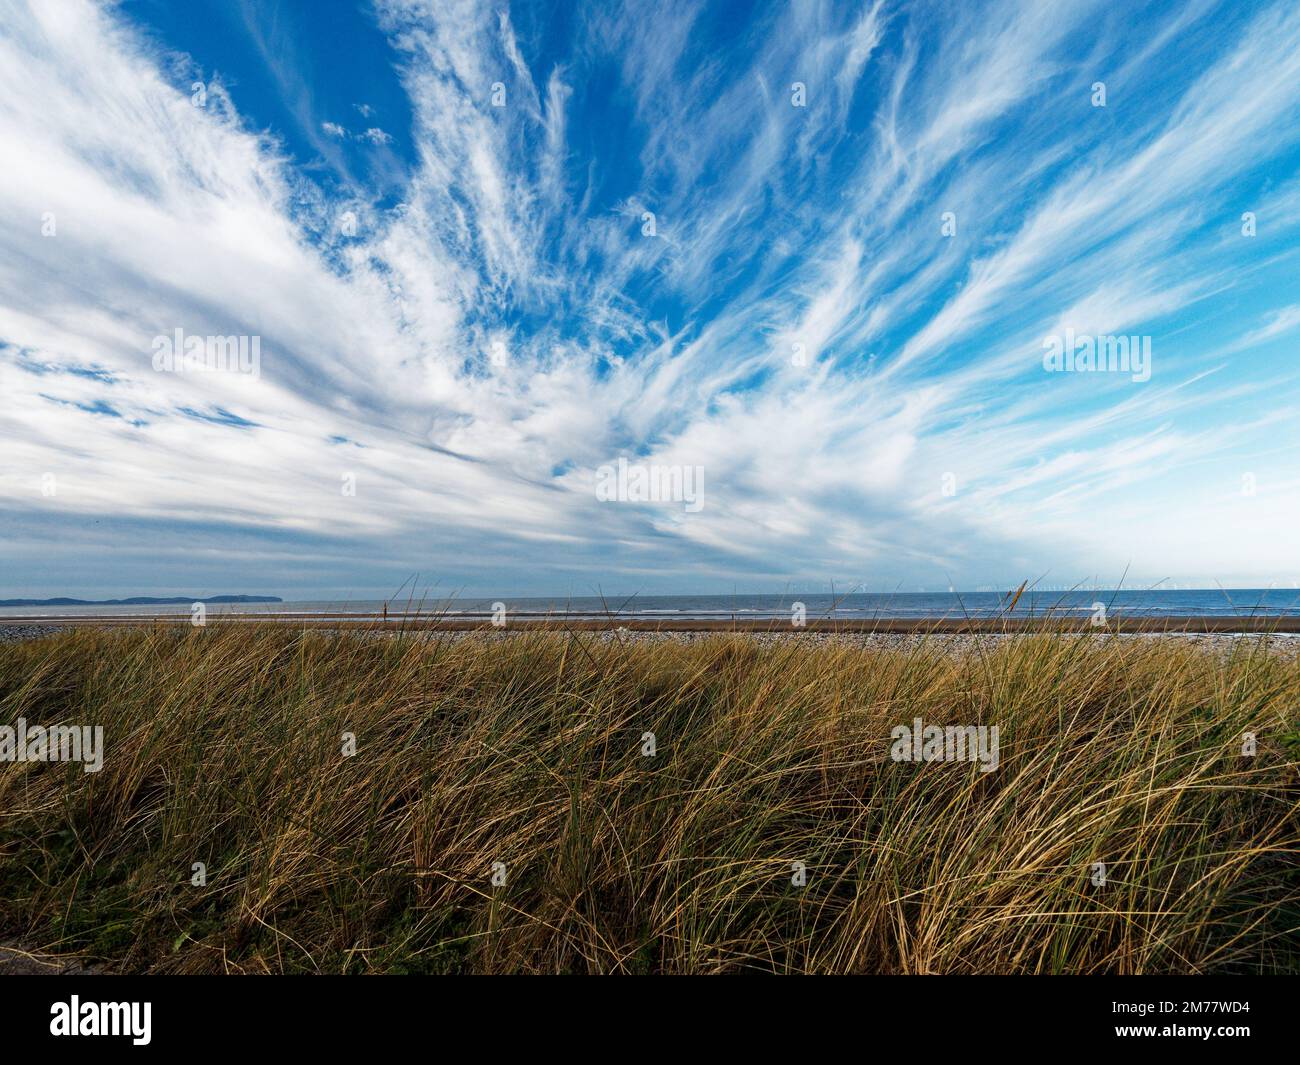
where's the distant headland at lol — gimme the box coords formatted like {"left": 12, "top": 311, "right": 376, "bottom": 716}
{"left": 0, "top": 595, "right": 283, "bottom": 607}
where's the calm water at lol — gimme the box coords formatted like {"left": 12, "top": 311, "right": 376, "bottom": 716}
{"left": 3, "top": 589, "right": 1299, "bottom": 620}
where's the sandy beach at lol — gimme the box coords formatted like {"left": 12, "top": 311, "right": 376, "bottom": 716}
{"left": 6, "top": 619, "right": 1300, "bottom": 661}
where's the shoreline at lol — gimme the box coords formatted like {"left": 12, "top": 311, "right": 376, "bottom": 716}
{"left": 6, "top": 620, "right": 1300, "bottom": 658}
{"left": 4, "top": 613, "right": 1300, "bottom": 633}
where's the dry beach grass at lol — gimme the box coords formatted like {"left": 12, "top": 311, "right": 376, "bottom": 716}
{"left": 0, "top": 624, "right": 1296, "bottom": 974}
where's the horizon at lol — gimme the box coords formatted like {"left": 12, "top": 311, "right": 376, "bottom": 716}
{"left": 3, "top": 0, "right": 1299, "bottom": 595}
{"left": 6, "top": 584, "right": 1300, "bottom": 603}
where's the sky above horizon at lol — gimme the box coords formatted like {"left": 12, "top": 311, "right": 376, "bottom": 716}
{"left": 1, "top": 0, "right": 1299, "bottom": 601}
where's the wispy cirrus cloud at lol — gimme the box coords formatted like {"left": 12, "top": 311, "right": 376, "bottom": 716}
{"left": 0, "top": 0, "right": 1298, "bottom": 597}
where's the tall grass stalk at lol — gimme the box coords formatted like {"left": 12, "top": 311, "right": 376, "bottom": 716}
{"left": 1, "top": 626, "right": 1296, "bottom": 973}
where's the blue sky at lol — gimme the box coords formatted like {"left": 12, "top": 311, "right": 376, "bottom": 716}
{"left": 1, "top": 0, "right": 1299, "bottom": 599}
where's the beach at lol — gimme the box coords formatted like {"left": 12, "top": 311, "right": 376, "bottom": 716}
{"left": 6, "top": 616, "right": 1300, "bottom": 658}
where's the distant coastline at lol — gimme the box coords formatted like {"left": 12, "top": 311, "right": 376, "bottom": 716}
{"left": 0, "top": 589, "right": 1296, "bottom": 619}
{"left": 0, "top": 595, "right": 283, "bottom": 607}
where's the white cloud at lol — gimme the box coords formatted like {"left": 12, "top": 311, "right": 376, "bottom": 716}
{"left": 2, "top": 0, "right": 1299, "bottom": 594}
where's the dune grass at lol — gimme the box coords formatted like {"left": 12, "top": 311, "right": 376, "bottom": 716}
{"left": 0, "top": 624, "right": 1296, "bottom": 974}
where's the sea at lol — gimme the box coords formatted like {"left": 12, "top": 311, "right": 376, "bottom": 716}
{"left": 2, "top": 589, "right": 1299, "bottom": 621}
